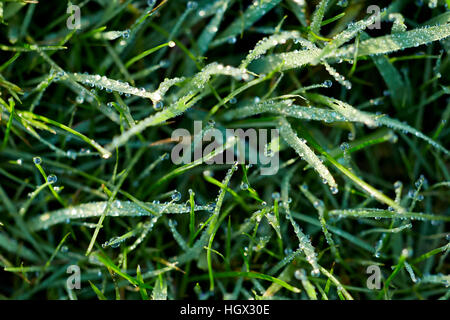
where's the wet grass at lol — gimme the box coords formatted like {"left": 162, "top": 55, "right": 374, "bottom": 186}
{"left": 0, "top": 0, "right": 449, "bottom": 300}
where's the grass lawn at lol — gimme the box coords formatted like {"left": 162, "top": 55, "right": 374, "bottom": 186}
{"left": 0, "top": 0, "right": 449, "bottom": 300}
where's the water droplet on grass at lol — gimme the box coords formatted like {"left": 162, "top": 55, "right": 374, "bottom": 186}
{"left": 311, "top": 269, "right": 320, "bottom": 277}
{"left": 186, "top": 1, "right": 198, "bottom": 9}
{"left": 171, "top": 191, "right": 181, "bottom": 201}
{"left": 76, "top": 95, "right": 84, "bottom": 104}
{"left": 227, "top": 37, "right": 237, "bottom": 44}
{"left": 47, "top": 174, "right": 57, "bottom": 184}
{"left": 340, "top": 142, "right": 350, "bottom": 151}
{"left": 323, "top": 80, "right": 333, "bottom": 87}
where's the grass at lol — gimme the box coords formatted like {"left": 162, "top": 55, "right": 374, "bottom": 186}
{"left": 0, "top": 0, "right": 449, "bottom": 300}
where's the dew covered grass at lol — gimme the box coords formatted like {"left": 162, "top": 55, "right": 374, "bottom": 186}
{"left": 0, "top": 0, "right": 449, "bottom": 300}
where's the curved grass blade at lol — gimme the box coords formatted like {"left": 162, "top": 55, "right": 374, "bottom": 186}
{"left": 328, "top": 208, "right": 450, "bottom": 221}
{"left": 278, "top": 117, "right": 337, "bottom": 191}
{"left": 225, "top": 98, "right": 449, "bottom": 155}
{"left": 240, "top": 31, "right": 315, "bottom": 69}
{"left": 106, "top": 63, "right": 251, "bottom": 151}
{"left": 335, "top": 24, "right": 450, "bottom": 58}
{"left": 197, "top": 0, "right": 229, "bottom": 55}
{"left": 309, "top": 0, "right": 330, "bottom": 42}
{"left": 27, "top": 201, "right": 210, "bottom": 232}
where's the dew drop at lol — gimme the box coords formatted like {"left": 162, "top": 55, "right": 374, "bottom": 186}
{"left": 340, "top": 142, "right": 350, "bottom": 151}
{"left": 171, "top": 191, "right": 181, "bottom": 202}
{"left": 76, "top": 95, "right": 84, "bottom": 104}
{"left": 154, "top": 101, "right": 164, "bottom": 110}
{"left": 47, "top": 174, "right": 57, "bottom": 184}
{"left": 227, "top": 37, "right": 237, "bottom": 44}
{"left": 347, "top": 132, "right": 355, "bottom": 141}
{"left": 240, "top": 182, "right": 249, "bottom": 190}
{"left": 186, "top": 1, "right": 198, "bottom": 9}
{"left": 122, "top": 29, "right": 130, "bottom": 39}
{"left": 428, "top": 0, "right": 437, "bottom": 8}
{"left": 33, "top": 157, "right": 42, "bottom": 165}
{"left": 311, "top": 269, "right": 320, "bottom": 277}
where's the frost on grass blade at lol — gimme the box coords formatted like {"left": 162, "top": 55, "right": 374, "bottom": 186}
{"left": 322, "top": 62, "right": 352, "bottom": 89}
{"left": 419, "top": 274, "right": 450, "bottom": 287}
{"left": 186, "top": 62, "right": 252, "bottom": 90}
{"left": 310, "top": 94, "right": 377, "bottom": 127}
{"left": 127, "top": 216, "right": 159, "bottom": 252}
{"left": 281, "top": 169, "right": 320, "bottom": 276}
{"left": 335, "top": 24, "right": 450, "bottom": 58}
{"left": 224, "top": 98, "right": 449, "bottom": 155}
{"left": 265, "top": 48, "right": 322, "bottom": 72}
{"left": 299, "top": 184, "right": 339, "bottom": 258}
{"left": 71, "top": 72, "right": 163, "bottom": 104}
{"left": 223, "top": 99, "right": 348, "bottom": 122}
{"left": 290, "top": 217, "right": 321, "bottom": 276}
{"left": 279, "top": 117, "right": 337, "bottom": 191}
{"left": 309, "top": 0, "right": 329, "bottom": 42}
{"left": 106, "top": 63, "right": 251, "bottom": 151}
{"left": 236, "top": 207, "right": 273, "bottom": 237}
{"left": 152, "top": 276, "right": 168, "bottom": 300}
{"left": 328, "top": 208, "right": 450, "bottom": 222}
{"left": 312, "top": 11, "right": 384, "bottom": 64}
{"left": 389, "top": 13, "right": 407, "bottom": 33}
{"left": 28, "top": 201, "right": 210, "bottom": 232}
{"left": 374, "top": 114, "right": 449, "bottom": 156}
{"left": 240, "top": 31, "right": 315, "bottom": 69}
{"left": 307, "top": 95, "right": 448, "bottom": 155}
{"left": 0, "top": 44, "right": 67, "bottom": 52}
